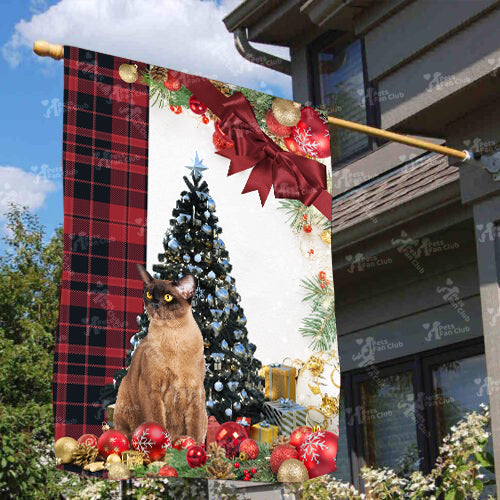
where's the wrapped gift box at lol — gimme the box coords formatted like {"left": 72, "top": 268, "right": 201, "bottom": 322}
{"left": 236, "top": 417, "right": 251, "bottom": 437}
{"left": 206, "top": 415, "right": 220, "bottom": 445}
{"left": 107, "top": 404, "right": 115, "bottom": 424}
{"left": 250, "top": 421, "right": 278, "bottom": 444}
{"left": 263, "top": 364, "right": 296, "bottom": 400}
{"left": 263, "top": 398, "right": 307, "bottom": 435}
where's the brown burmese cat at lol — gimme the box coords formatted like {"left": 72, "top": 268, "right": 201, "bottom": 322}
{"left": 113, "top": 264, "right": 207, "bottom": 444}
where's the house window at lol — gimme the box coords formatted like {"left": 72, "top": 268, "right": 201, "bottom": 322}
{"left": 311, "top": 35, "right": 379, "bottom": 164}
{"left": 334, "top": 339, "right": 488, "bottom": 490}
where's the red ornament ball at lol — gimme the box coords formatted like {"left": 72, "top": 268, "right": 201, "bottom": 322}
{"left": 239, "top": 438, "right": 259, "bottom": 460}
{"left": 283, "top": 136, "right": 304, "bottom": 156}
{"left": 97, "top": 429, "right": 129, "bottom": 459}
{"left": 215, "top": 421, "right": 247, "bottom": 458}
{"left": 132, "top": 422, "right": 172, "bottom": 461}
{"left": 186, "top": 445, "right": 207, "bottom": 468}
{"left": 77, "top": 433, "right": 98, "bottom": 448}
{"left": 189, "top": 95, "right": 208, "bottom": 115}
{"left": 158, "top": 465, "right": 178, "bottom": 477}
{"left": 318, "top": 271, "right": 327, "bottom": 281}
{"left": 303, "top": 224, "right": 312, "bottom": 233}
{"left": 170, "top": 105, "right": 182, "bottom": 114}
{"left": 289, "top": 426, "right": 313, "bottom": 451}
{"left": 299, "top": 430, "right": 338, "bottom": 478}
{"left": 212, "top": 122, "right": 234, "bottom": 151}
{"left": 234, "top": 462, "right": 240, "bottom": 468}
{"left": 291, "top": 107, "right": 330, "bottom": 158}
{"left": 270, "top": 444, "right": 299, "bottom": 474}
{"left": 265, "top": 110, "right": 292, "bottom": 138}
{"left": 172, "top": 435, "right": 197, "bottom": 451}
{"left": 202, "top": 115, "right": 210, "bottom": 124}
{"left": 251, "top": 468, "right": 257, "bottom": 474}
{"left": 164, "top": 74, "right": 181, "bottom": 91}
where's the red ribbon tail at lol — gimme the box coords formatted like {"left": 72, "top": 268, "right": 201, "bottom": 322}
{"left": 312, "top": 189, "right": 333, "bottom": 221}
{"left": 242, "top": 163, "right": 273, "bottom": 206}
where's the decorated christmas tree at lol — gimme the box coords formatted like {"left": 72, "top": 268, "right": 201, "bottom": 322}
{"left": 102, "top": 155, "right": 265, "bottom": 424}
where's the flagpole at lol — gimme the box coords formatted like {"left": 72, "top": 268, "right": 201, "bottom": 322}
{"left": 31, "top": 39, "right": 472, "bottom": 162}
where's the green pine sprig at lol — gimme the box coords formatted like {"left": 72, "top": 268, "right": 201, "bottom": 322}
{"left": 278, "top": 199, "right": 330, "bottom": 232}
{"left": 141, "top": 68, "right": 192, "bottom": 109}
{"left": 299, "top": 275, "right": 336, "bottom": 351}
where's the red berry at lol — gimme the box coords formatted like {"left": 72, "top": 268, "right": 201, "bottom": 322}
{"left": 244, "top": 475, "right": 250, "bottom": 481}
{"left": 302, "top": 214, "right": 308, "bottom": 220}
{"left": 251, "top": 468, "right": 257, "bottom": 474}
{"left": 318, "top": 271, "right": 327, "bottom": 281}
{"left": 325, "top": 279, "right": 330, "bottom": 285}
{"left": 243, "top": 469, "right": 249, "bottom": 474}
{"left": 320, "top": 283, "right": 326, "bottom": 289}
{"left": 170, "top": 105, "right": 182, "bottom": 114}
{"left": 202, "top": 115, "right": 210, "bottom": 124}
{"left": 303, "top": 224, "right": 312, "bottom": 233}
{"left": 234, "top": 462, "right": 239, "bottom": 468}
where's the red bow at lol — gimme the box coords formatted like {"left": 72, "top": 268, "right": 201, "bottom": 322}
{"left": 169, "top": 72, "right": 332, "bottom": 220}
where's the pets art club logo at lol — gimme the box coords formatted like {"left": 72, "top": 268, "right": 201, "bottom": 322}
{"left": 345, "top": 252, "right": 392, "bottom": 273}
{"left": 436, "top": 278, "right": 470, "bottom": 322}
{"left": 424, "top": 71, "right": 471, "bottom": 92}
{"left": 344, "top": 405, "right": 393, "bottom": 426}
{"left": 476, "top": 222, "right": 500, "bottom": 243}
{"left": 474, "top": 377, "right": 500, "bottom": 397}
{"left": 422, "top": 320, "right": 470, "bottom": 342}
{"left": 333, "top": 169, "right": 371, "bottom": 190}
{"left": 356, "top": 86, "right": 404, "bottom": 107}
{"left": 352, "top": 336, "right": 403, "bottom": 367}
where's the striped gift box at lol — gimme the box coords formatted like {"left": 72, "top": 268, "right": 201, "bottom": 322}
{"left": 263, "top": 398, "right": 307, "bottom": 435}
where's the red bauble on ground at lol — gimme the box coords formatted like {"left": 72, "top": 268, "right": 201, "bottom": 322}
{"left": 291, "top": 107, "right": 330, "bottom": 158}
{"left": 289, "top": 426, "right": 313, "bottom": 451}
{"left": 215, "top": 422, "right": 247, "bottom": 458}
{"left": 189, "top": 95, "right": 208, "bottom": 115}
{"left": 172, "top": 435, "right": 197, "bottom": 451}
{"left": 164, "top": 74, "right": 181, "bottom": 91}
{"left": 159, "top": 465, "right": 178, "bottom": 477}
{"left": 186, "top": 445, "right": 207, "bottom": 468}
{"left": 265, "top": 110, "right": 292, "bottom": 138}
{"left": 239, "top": 438, "right": 259, "bottom": 460}
{"left": 299, "top": 430, "right": 338, "bottom": 478}
{"left": 270, "top": 444, "right": 299, "bottom": 474}
{"left": 132, "top": 422, "right": 172, "bottom": 461}
{"left": 212, "top": 121, "right": 234, "bottom": 151}
{"left": 78, "top": 433, "right": 98, "bottom": 448}
{"left": 97, "top": 429, "right": 129, "bottom": 459}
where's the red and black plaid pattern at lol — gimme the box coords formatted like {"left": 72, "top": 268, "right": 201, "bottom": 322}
{"left": 54, "top": 47, "right": 149, "bottom": 440}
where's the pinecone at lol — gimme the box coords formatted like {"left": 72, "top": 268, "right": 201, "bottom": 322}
{"left": 150, "top": 65, "right": 168, "bottom": 83}
{"left": 206, "top": 442, "right": 226, "bottom": 461}
{"left": 206, "top": 459, "right": 236, "bottom": 480}
{"left": 209, "top": 79, "right": 232, "bottom": 97}
{"left": 270, "top": 435, "right": 290, "bottom": 452}
{"left": 72, "top": 444, "right": 99, "bottom": 467}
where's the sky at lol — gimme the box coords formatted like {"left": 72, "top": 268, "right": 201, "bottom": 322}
{"left": 0, "top": 0, "right": 291, "bottom": 247}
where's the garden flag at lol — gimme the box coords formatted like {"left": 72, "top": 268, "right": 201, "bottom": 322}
{"left": 54, "top": 46, "right": 340, "bottom": 481}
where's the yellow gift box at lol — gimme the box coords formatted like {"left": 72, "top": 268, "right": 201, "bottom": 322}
{"left": 263, "top": 364, "right": 296, "bottom": 400}
{"left": 250, "top": 421, "right": 278, "bottom": 444}
{"left": 107, "top": 404, "right": 115, "bottom": 424}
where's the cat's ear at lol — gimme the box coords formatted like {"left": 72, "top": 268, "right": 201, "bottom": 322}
{"left": 175, "top": 274, "right": 197, "bottom": 300}
{"left": 136, "top": 264, "right": 154, "bottom": 285}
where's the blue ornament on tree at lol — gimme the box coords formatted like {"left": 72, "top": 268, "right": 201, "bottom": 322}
{"left": 208, "top": 271, "right": 216, "bottom": 280}
{"left": 214, "top": 381, "right": 223, "bottom": 392}
{"left": 183, "top": 254, "right": 191, "bottom": 263}
{"left": 194, "top": 254, "right": 202, "bottom": 263}
{"left": 168, "top": 239, "right": 180, "bottom": 252}
{"left": 185, "top": 233, "right": 192, "bottom": 242}
{"left": 216, "top": 287, "right": 229, "bottom": 302}
{"left": 207, "top": 198, "right": 216, "bottom": 211}
{"left": 202, "top": 224, "right": 212, "bottom": 235}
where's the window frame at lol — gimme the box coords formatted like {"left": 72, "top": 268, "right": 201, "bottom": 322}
{"left": 308, "top": 31, "right": 382, "bottom": 167}
{"left": 338, "top": 337, "right": 486, "bottom": 490}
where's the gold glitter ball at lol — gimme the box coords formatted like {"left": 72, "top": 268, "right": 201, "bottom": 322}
{"left": 108, "top": 462, "right": 130, "bottom": 480}
{"left": 119, "top": 63, "right": 138, "bottom": 84}
{"left": 321, "top": 229, "right": 331, "bottom": 245}
{"left": 106, "top": 453, "right": 122, "bottom": 465}
{"left": 277, "top": 459, "right": 309, "bottom": 482}
{"left": 55, "top": 437, "right": 78, "bottom": 464}
{"left": 272, "top": 98, "right": 301, "bottom": 127}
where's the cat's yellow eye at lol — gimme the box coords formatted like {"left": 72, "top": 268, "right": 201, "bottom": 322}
{"left": 164, "top": 294, "right": 173, "bottom": 302}
{"left": 146, "top": 291, "right": 153, "bottom": 299}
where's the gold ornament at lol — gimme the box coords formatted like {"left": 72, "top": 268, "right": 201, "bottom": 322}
{"left": 272, "top": 98, "right": 301, "bottom": 127}
{"left": 123, "top": 450, "right": 145, "bottom": 468}
{"left": 55, "top": 437, "right": 78, "bottom": 464}
{"left": 320, "top": 394, "right": 339, "bottom": 418}
{"left": 119, "top": 63, "right": 139, "bottom": 84}
{"left": 206, "top": 459, "right": 236, "bottom": 480}
{"left": 106, "top": 453, "right": 122, "bottom": 466}
{"left": 84, "top": 461, "right": 105, "bottom": 472}
{"left": 306, "top": 355, "right": 325, "bottom": 377}
{"left": 108, "top": 462, "right": 130, "bottom": 480}
{"left": 320, "top": 229, "right": 331, "bottom": 245}
{"left": 238, "top": 451, "right": 248, "bottom": 461}
{"left": 270, "top": 435, "right": 290, "bottom": 452}
{"left": 72, "top": 443, "right": 99, "bottom": 467}
{"left": 277, "top": 458, "right": 309, "bottom": 482}
{"left": 149, "top": 65, "right": 168, "bottom": 83}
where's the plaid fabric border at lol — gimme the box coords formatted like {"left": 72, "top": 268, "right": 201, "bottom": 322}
{"left": 54, "top": 47, "right": 149, "bottom": 440}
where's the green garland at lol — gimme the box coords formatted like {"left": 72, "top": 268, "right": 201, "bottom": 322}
{"left": 141, "top": 69, "right": 192, "bottom": 109}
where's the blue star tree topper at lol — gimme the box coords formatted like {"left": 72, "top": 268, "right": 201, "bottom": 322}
{"left": 185, "top": 152, "right": 208, "bottom": 180}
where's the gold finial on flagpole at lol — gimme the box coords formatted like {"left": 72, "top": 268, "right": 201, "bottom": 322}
{"left": 33, "top": 40, "right": 64, "bottom": 60}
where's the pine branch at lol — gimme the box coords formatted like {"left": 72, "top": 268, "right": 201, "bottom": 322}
{"left": 299, "top": 305, "right": 336, "bottom": 351}
{"left": 141, "top": 69, "right": 192, "bottom": 109}
{"left": 278, "top": 199, "right": 330, "bottom": 232}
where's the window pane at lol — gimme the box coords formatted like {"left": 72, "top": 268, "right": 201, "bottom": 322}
{"left": 332, "top": 394, "right": 351, "bottom": 483}
{"left": 359, "top": 371, "right": 420, "bottom": 474}
{"left": 432, "top": 354, "right": 488, "bottom": 443}
{"left": 317, "top": 39, "right": 370, "bottom": 161}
